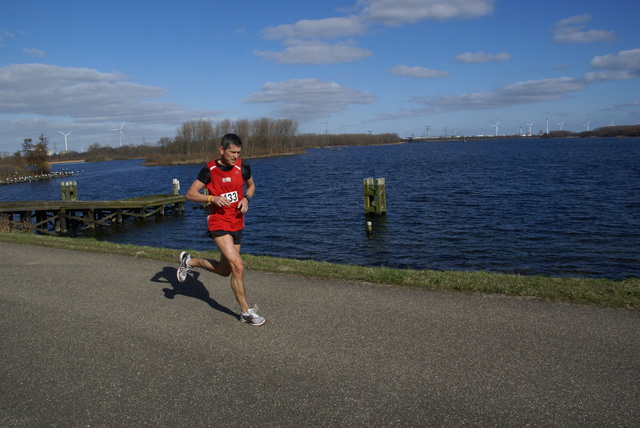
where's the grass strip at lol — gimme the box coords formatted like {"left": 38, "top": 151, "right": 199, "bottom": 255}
{"left": 1, "top": 232, "right": 638, "bottom": 311}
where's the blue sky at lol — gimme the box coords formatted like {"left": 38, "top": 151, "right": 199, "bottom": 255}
{"left": 1, "top": 0, "right": 638, "bottom": 153}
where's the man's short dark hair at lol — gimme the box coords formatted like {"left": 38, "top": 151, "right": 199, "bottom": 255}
{"left": 221, "top": 133, "right": 242, "bottom": 149}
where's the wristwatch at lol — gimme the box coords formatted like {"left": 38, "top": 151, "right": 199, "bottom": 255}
{"left": 244, "top": 195, "right": 251, "bottom": 202}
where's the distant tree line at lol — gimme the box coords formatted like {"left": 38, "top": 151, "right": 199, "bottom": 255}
{"left": 5, "top": 118, "right": 399, "bottom": 170}
{"left": 151, "top": 117, "right": 299, "bottom": 163}
{"left": 8, "top": 121, "right": 636, "bottom": 174}
{"left": 580, "top": 125, "right": 640, "bottom": 138}
{"left": 295, "top": 132, "right": 400, "bottom": 148}
{"left": 81, "top": 142, "right": 158, "bottom": 162}
{"left": 540, "top": 125, "right": 640, "bottom": 139}
{"left": 145, "top": 118, "right": 399, "bottom": 165}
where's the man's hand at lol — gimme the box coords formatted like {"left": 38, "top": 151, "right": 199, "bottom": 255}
{"left": 237, "top": 197, "right": 249, "bottom": 213}
{"left": 212, "top": 195, "right": 231, "bottom": 207}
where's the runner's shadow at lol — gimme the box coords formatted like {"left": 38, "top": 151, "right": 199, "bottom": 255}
{"left": 151, "top": 267, "right": 239, "bottom": 320}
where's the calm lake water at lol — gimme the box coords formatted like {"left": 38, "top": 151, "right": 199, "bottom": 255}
{"left": 2, "top": 138, "right": 639, "bottom": 280}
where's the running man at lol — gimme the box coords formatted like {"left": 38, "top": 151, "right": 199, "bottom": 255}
{"left": 177, "top": 133, "right": 266, "bottom": 326}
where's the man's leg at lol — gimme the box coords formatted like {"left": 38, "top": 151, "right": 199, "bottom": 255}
{"left": 188, "top": 252, "right": 232, "bottom": 277}
{"left": 212, "top": 234, "right": 250, "bottom": 313}
{"left": 178, "top": 235, "right": 266, "bottom": 325}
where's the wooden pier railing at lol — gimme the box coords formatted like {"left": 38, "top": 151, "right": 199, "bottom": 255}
{"left": 0, "top": 194, "right": 186, "bottom": 235}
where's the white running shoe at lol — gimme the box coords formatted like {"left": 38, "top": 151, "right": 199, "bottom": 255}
{"left": 177, "top": 251, "right": 192, "bottom": 282}
{"left": 240, "top": 305, "right": 267, "bottom": 326}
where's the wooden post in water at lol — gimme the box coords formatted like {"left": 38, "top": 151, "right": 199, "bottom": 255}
{"left": 60, "top": 181, "right": 78, "bottom": 201}
{"left": 70, "top": 181, "right": 77, "bottom": 201}
{"left": 87, "top": 208, "right": 95, "bottom": 229}
{"left": 363, "top": 177, "right": 386, "bottom": 215}
{"left": 172, "top": 178, "right": 180, "bottom": 195}
{"left": 56, "top": 208, "right": 67, "bottom": 234}
{"left": 374, "top": 178, "right": 386, "bottom": 214}
{"left": 61, "top": 182, "right": 68, "bottom": 201}
{"left": 363, "top": 178, "right": 374, "bottom": 213}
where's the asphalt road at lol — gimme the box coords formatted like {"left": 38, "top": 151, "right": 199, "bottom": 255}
{"left": 1, "top": 241, "right": 639, "bottom": 427}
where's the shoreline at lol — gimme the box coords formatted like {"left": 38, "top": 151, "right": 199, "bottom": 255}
{"left": 26, "top": 134, "right": 640, "bottom": 167}
{"left": 49, "top": 159, "right": 86, "bottom": 165}
{"left": 0, "top": 232, "right": 637, "bottom": 310}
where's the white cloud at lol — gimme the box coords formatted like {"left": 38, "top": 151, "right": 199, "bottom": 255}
{"left": 553, "top": 14, "right": 616, "bottom": 44}
{"left": 387, "top": 65, "right": 450, "bottom": 78}
{"left": 361, "top": 0, "right": 495, "bottom": 26}
{"left": 599, "top": 101, "right": 640, "bottom": 112}
{"left": 0, "top": 63, "right": 223, "bottom": 149}
{"left": 0, "top": 29, "right": 15, "bottom": 46}
{"left": 263, "top": 16, "right": 367, "bottom": 41}
{"left": 0, "top": 64, "right": 228, "bottom": 150}
{"left": 371, "top": 76, "right": 591, "bottom": 121}
{"left": 413, "top": 77, "right": 587, "bottom": 112}
{"left": 0, "top": 63, "right": 220, "bottom": 125}
{"left": 258, "top": 1, "right": 495, "bottom": 65}
{"left": 22, "top": 47, "right": 46, "bottom": 57}
{"left": 375, "top": 47, "right": 640, "bottom": 120}
{"left": 262, "top": 1, "right": 495, "bottom": 41}
{"left": 254, "top": 41, "right": 372, "bottom": 65}
{"left": 455, "top": 51, "right": 510, "bottom": 63}
{"left": 582, "top": 70, "right": 636, "bottom": 83}
{"left": 244, "top": 78, "right": 374, "bottom": 121}
{"left": 0, "top": 64, "right": 156, "bottom": 119}
{"left": 589, "top": 48, "right": 640, "bottom": 71}
{"left": 583, "top": 49, "right": 640, "bottom": 82}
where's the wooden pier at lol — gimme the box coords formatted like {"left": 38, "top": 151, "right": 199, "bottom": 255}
{"left": 0, "top": 194, "right": 186, "bottom": 235}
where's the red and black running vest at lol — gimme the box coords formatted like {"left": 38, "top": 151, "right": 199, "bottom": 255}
{"left": 204, "top": 158, "right": 245, "bottom": 232}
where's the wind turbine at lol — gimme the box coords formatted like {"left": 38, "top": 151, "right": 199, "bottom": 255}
{"left": 526, "top": 122, "right": 534, "bottom": 136}
{"left": 58, "top": 130, "right": 72, "bottom": 152}
{"left": 492, "top": 121, "right": 499, "bottom": 137}
{"left": 609, "top": 118, "right": 615, "bottom": 127}
{"left": 556, "top": 121, "right": 565, "bottom": 131}
{"left": 583, "top": 120, "right": 591, "bottom": 131}
{"left": 110, "top": 122, "right": 125, "bottom": 147}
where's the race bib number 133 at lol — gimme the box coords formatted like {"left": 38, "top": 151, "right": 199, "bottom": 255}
{"left": 221, "top": 191, "right": 239, "bottom": 203}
